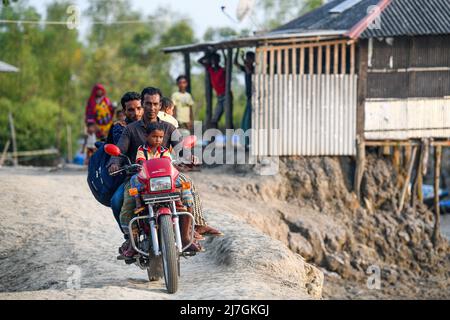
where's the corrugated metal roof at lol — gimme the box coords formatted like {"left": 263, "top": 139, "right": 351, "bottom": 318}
{"left": 360, "top": 0, "right": 450, "bottom": 38}
{"left": 163, "top": 0, "right": 450, "bottom": 54}
{"left": 274, "top": 0, "right": 450, "bottom": 39}
{"left": 272, "top": 0, "right": 379, "bottom": 35}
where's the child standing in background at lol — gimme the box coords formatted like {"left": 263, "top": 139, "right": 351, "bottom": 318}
{"left": 82, "top": 120, "right": 97, "bottom": 165}
{"left": 171, "top": 75, "right": 194, "bottom": 130}
{"left": 158, "top": 97, "right": 179, "bottom": 128}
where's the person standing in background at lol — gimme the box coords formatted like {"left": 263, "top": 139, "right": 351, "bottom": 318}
{"left": 171, "top": 75, "right": 194, "bottom": 131}
{"left": 198, "top": 52, "right": 232, "bottom": 129}
{"left": 234, "top": 50, "right": 255, "bottom": 134}
{"left": 85, "top": 83, "right": 114, "bottom": 140}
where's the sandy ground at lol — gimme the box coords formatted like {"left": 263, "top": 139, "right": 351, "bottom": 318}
{"left": 1, "top": 162, "right": 448, "bottom": 300}
{"left": 0, "top": 166, "right": 322, "bottom": 300}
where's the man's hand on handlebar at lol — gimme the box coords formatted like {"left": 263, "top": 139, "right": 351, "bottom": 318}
{"left": 109, "top": 164, "right": 120, "bottom": 174}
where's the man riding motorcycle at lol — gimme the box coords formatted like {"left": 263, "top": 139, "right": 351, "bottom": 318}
{"left": 108, "top": 87, "right": 222, "bottom": 253}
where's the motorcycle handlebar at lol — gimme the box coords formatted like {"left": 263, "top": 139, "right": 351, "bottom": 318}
{"left": 110, "top": 163, "right": 142, "bottom": 176}
{"left": 110, "top": 157, "right": 198, "bottom": 176}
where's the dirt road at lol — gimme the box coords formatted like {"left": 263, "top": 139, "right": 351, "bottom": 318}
{"left": 0, "top": 167, "right": 322, "bottom": 300}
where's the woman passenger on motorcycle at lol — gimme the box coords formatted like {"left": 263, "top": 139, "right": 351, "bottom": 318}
{"left": 118, "top": 122, "right": 201, "bottom": 259}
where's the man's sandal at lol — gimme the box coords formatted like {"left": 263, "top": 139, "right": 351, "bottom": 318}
{"left": 184, "top": 242, "right": 204, "bottom": 253}
{"left": 195, "top": 225, "right": 224, "bottom": 237}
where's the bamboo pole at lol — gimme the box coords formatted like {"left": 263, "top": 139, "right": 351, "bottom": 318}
{"left": 397, "top": 146, "right": 418, "bottom": 214}
{"left": 284, "top": 48, "right": 289, "bottom": 74}
{"left": 354, "top": 136, "right": 366, "bottom": 201}
{"left": 325, "top": 45, "right": 331, "bottom": 74}
{"left": 265, "top": 39, "right": 349, "bottom": 51}
{"left": 350, "top": 42, "right": 356, "bottom": 74}
{"left": 411, "top": 143, "right": 424, "bottom": 207}
{"left": 8, "top": 112, "right": 18, "bottom": 166}
{"left": 225, "top": 48, "right": 233, "bottom": 129}
{"left": 292, "top": 47, "right": 297, "bottom": 75}
{"left": 433, "top": 145, "right": 442, "bottom": 245}
{"left": 183, "top": 52, "right": 192, "bottom": 93}
{"left": 341, "top": 42, "right": 347, "bottom": 74}
{"left": 6, "top": 148, "right": 59, "bottom": 157}
{"left": 277, "top": 48, "right": 282, "bottom": 75}
{"left": 393, "top": 146, "right": 401, "bottom": 171}
{"left": 317, "top": 46, "right": 323, "bottom": 75}
{"left": 334, "top": 44, "right": 339, "bottom": 75}
{"left": 0, "top": 140, "right": 11, "bottom": 167}
{"left": 404, "top": 145, "right": 412, "bottom": 172}
{"left": 204, "top": 52, "right": 213, "bottom": 128}
{"left": 300, "top": 47, "right": 305, "bottom": 75}
{"left": 66, "top": 125, "right": 73, "bottom": 163}
{"left": 269, "top": 48, "right": 275, "bottom": 76}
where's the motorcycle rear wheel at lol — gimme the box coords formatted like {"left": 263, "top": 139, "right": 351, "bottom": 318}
{"left": 159, "top": 214, "right": 179, "bottom": 293}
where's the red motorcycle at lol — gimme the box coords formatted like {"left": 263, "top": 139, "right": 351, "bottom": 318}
{"left": 104, "top": 137, "right": 198, "bottom": 294}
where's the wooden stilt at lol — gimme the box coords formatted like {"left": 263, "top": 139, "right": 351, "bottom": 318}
{"left": 183, "top": 52, "right": 192, "bottom": 93}
{"left": 397, "top": 146, "right": 417, "bottom": 214}
{"left": 224, "top": 48, "right": 233, "bottom": 129}
{"left": 433, "top": 145, "right": 442, "bottom": 245}
{"left": 354, "top": 136, "right": 366, "bottom": 201}
{"left": 204, "top": 56, "right": 213, "bottom": 129}
{"left": 8, "top": 112, "right": 18, "bottom": 167}
{"left": 404, "top": 146, "right": 412, "bottom": 171}
{"left": 383, "top": 145, "right": 391, "bottom": 156}
{"left": 411, "top": 142, "right": 424, "bottom": 207}
{"left": 0, "top": 140, "right": 11, "bottom": 167}
{"left": 66, "top": 125, "right": 73, "bottom": 163}
{"left": 393, "top": 145, "right": 401, "bottom": 171}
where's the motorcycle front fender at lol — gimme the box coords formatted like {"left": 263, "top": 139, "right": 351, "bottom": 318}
{"left": 156, "top": 207, "right": 172, "bottom": 216}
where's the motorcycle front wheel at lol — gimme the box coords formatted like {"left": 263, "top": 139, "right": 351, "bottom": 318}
{"left": 147, "top": 253, "right": 163, "bottom": 282}
{"left": 159, "top": 214, "right": 179, "bottom": 293}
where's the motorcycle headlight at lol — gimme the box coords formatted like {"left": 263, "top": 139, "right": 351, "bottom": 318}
{"left": 150, "top": 176, "right": 172, "bottom": 192}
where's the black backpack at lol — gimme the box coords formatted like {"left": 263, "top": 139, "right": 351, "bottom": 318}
{"left": 87, "top": 142, "right": 125, "bottom": 207}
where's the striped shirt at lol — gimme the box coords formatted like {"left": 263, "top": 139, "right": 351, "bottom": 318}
{"left": 136, "top": 145, "right": 171, "bottom": 163}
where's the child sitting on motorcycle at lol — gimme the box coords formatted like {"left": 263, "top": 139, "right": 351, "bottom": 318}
{"left": 119, "top": 123, "right": 199, "bottom": 259}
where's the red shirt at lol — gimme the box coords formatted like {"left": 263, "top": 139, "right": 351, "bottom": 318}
{"left": 207, "top": 66, "right": 226, "bottom": 96}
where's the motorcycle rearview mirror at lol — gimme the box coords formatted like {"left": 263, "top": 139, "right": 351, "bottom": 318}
{"left": 182, "top": 135, "right": 197, "bottom": 149}
{"left": 104, "top": 144, "right": 122, "bottom": 157}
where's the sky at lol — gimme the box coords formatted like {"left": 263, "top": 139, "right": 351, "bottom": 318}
{"left": 28, "top": 0, "right": 257, "bottom": 41}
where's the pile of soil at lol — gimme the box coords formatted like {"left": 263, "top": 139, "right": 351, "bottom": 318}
{"left": 194, "top": 153, "right": 450, "bottom": 298}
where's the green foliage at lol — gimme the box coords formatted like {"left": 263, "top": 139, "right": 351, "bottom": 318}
{"left": 0, "top": 0, "right": 324, "bottom": 163}
{"left": 0, "top": 97, "right": 79, "bottom": 153}
{"left": 0, "top": 0, "right": 196, "bottom": 162}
